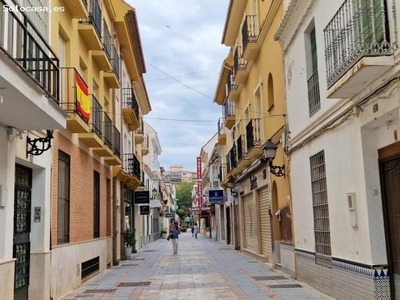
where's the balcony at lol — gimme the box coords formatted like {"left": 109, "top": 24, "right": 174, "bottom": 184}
{"left": 60, "top": 67, "right": 90, "bottom": 133}
{"left": 92, "top": 21, "right": 112, "bottom": 71}
{"left": 135, "top": 119, "right": 144, "bottom": 144}
{"left": 102, "top": 45, "right": 120, "bottom": 88}
{"left": 104, "top": 126, "right": 122, "bottom": 166}
{"left": 0, "top": 3, "right": 65, "bottom": 130}
{"left": 227, "top": 72, "right": 241, "bottom": 102}
{"left": 122, "top": 88, "right": 140, "bottom": 130}
{"left": 113, "top": 153, "right": 142, "bottom": 189}
{"left": 217, "top": 118, "right": 226, "bottom": 145}
{"left": 78, "top": 0, "right": 102, "bottom": 51}
{"left": 233, "top": 46, "right": 249, "bottom": 84}
{"left": 78, "top": 95, "right": 103, "bottom": 148}
{"left": 63, "top": 0, "right": 88, "bottom": 18}
{"left": 226, "top": 146, "right": 241, "bottom": 177}
{"left": 223, "top": 100, "right": 235, "bottom": 129}
{"left": 242, "top": 15, "right": 260, "bottom": 61}
{"left": 245, "top": 118, "right": 263, "bottom": 160}
{"left": 324, "top": 0, "right": 396, "bottom": 98}
{"left": 237, "top": 134, "right": 251, "bottom": 169}
{"left": 141, "top": 134, "right": 149, "bottom": 156}
{"left": 92, "top": 112, "right": 114, "bottom": 157}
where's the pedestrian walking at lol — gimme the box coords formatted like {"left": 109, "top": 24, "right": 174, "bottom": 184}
{"left": 170, "top": 220, "right": 181, "bottom": 254}
{"left": 193, "top": 223, "right": 199, "bottom": 239}
{"left": 191, "top": 225, "right": 194, "bottom": 237}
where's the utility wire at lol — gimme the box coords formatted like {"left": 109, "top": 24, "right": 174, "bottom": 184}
{"left": 146, "top": 61, "right": 213, "bottom": 99}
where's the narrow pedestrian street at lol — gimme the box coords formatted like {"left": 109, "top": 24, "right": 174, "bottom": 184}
{"left": 63, "top": 232, "right": 333, "bottom": 300}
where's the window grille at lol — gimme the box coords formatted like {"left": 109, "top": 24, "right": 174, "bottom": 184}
{"left": 93, "top": 171, "right": 100, "bottom": 238}
{"left": 308, "top": 28, "right": 320, "bottom": 117}
{"left": 310, "top": 150, "right": 332, "bottom": 267}
{"left": 57, "top": 151, "right": 70, "bottom": 244}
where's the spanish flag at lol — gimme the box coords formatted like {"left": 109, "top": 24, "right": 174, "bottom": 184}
{"left": 75, "top": 72, "right": 90, "bottom": 121}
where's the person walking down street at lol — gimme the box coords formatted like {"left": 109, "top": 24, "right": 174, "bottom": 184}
{"left": 191, "top": 225, "right": 194, "bottom": 237}
{"left": 170, "top": 220, "right": 181, "bottom": 254}
{"left": 193, "top": 223, "right": 199, "bottom": 239}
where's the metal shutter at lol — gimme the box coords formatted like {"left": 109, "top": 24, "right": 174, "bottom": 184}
{"left": 243, "top": 193, "right": 257, "bottom": 252}
{"left": 259, "top": 186, "right": 272, "bottom": 256}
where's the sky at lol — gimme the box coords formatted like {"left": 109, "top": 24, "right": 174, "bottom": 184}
{"left": 129, "top": 0, "right": 230, "bottom": 171}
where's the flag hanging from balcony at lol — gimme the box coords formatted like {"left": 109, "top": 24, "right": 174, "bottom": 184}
{"left": 75, "top": 72, "right": 90, "bottom": 122}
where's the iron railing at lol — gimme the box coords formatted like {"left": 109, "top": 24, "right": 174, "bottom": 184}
{"left": 91, "top": 95, "right": 102, "bottom": 138}
{"left": 233, "top": 46, "right": 247, "bottom": 75}
{"left": 237, "top": 135, "right": 245, "bottom": 161}
{"left": 324, "top": 0, "right": 396, "bottom": 88}
{"left": 0, "top": 0, "right": 60, "bottom": 102}
{"left": 103, "top": 21, "right": 112, "bottom": 61}
{"left": 217, "top": 117, "right": 225, "bottom": 136}
{"left": 227, "top": 72, "right": 238, "bottom": 95}
{"left": 124, "top": 153, "right": 141, "bottom": 179}
{"left": 59, "top": 67, "right": 89, "bottom": 123}
{"left": 246, "top": 118, "right": 262, "bottom": 151}
{"left": 113, "top": 126, "right": 121, "bottom": 157}
{"left": 229, "top": 145, "right": 237, "bottom": 171}
{"left": 112, "top": 45, "right": 120, "bottom": 79}
{"left": 103, "top": 112, "right": 112, "bottom": 149}
{"left": 89, "top": 0, "right": 102, "bottom": 39}
{"left": 308, "top": 70, "right": 321, "bottom": 117}
{"left": 142, "top": 133, "right": 149, "bottom": 148}
{"left": 122, "top": 88, "right": 139, "bottom": 119}
{"left": 242, "top": 15, "right": 258, "bottom": 51}
{"left": 223, "top": 100, "right": 235, "bottom": 120}
{"left": 226, "top": 153, "right": 231, "bottom": 174}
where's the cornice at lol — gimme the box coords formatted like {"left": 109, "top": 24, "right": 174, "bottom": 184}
{"left": 274, "top": 0, "right": 316, "bottom": 53}
{"left": 256, "top": 0, "right": 282, "bottom": 47}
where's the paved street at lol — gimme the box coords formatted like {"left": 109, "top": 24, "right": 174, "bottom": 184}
{"left": 63, "top": 232, "right": 334, "bottom": 300}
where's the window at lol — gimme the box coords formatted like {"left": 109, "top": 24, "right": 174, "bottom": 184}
{"left": 310, "top": 150, "right": 331, "bottom": 267}
{"left": 306, "top": 25, "right": 321, "bottom": 117}
{"left": 93, "top": 171, "right": 100, "bottom": 238}
{"left": 267, "top": 74, "right": 274, "bottom": 110}
{"left": 57, "top": 151, "right": 70, "bottom": 244}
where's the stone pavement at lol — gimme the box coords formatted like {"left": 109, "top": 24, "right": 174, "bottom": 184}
{"left": 63, "top": 232, "right": 334, "bottom": 300}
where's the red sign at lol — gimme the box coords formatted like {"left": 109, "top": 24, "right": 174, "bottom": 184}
{"left": 184, "top": 206, "right": 214, "bottom": 212}
{"left": 196, "top": 157, "right": 202, "bottom": 206}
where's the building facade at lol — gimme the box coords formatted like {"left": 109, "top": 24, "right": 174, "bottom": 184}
{"left": 275, "top": 0, "right": 400, "bottom": 298}
{"left": 0, "top": 0, "right": 67, "bottom": 298}
{"left": 214, "top": 0, "right": 294, "bottom": 272}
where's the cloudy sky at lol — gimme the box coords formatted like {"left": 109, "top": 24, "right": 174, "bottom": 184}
{"left": 128, "top": 0, "right": 229, "bottom": 171}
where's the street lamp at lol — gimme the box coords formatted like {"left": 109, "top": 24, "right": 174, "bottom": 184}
{"left": 226, "top": 176, "right": 238, "bottom": 197}
{"left": 262, "top": 139, "right": 285, "bottom": 177}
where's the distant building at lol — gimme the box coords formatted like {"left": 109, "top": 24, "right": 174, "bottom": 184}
{"left": 165, "top": 165, "right": 196, "bottom": 184}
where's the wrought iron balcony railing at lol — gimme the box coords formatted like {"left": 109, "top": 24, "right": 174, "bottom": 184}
{"left": 103, "top": 112, "right": 112, "bottom": 149}
{"left": 324, "top": 0, "right": 396, "bottom": 88}
{"left": 124, "top": 153, "right": 141, "bottom": 179}
{"left": 0, "top": 0, "right": 60, "bottom": 102}
{"left": 223, "top": 100, "right": 235, "bottom": 119}
{"left": 229, "top": 145, "right": 237, "bottom": 171}
{"left": 226, "top": 153, "right": 231, "bottom": 174}
{"left": 59, "top": 67, "right": 89, "bottom": 123}
{"left": 217, "top": 117, "right": 225, "bottom": 136}
{"left": 246, "top": 118, "right": 262, "bottom": 151}
{"left": 103, "top": 21, "right": 112, "bottom": 61}
{"left": 242, "top": 15, "right": 258, "bottom": 51}
{"left": 237, "top": 135, "right": 245, "bottom": 161}
{"left": 142, "top": 133, "right": 149, "bottom": 148}
{"left": 234, "top": 46, "right": 247, "bottom": 74}
{"left": 112, "top": 45, "right": 120, "bottom": 79}
{"left": 308, "top": 70, "right": 321, "bottom": 117}
{"left": 89, "top": 0, "right": 102, "bottom": 39}
{"left": 122, "top": 88, "right": 139, "bottom": 118}
{"left": 227, "top": 72, "right": 238, "bottom": 94}
{"left": 113, "top": 126, "right": 121, "bottom": 157}
{"left": 91, "top": 95, "right": 103, "bottom": 138}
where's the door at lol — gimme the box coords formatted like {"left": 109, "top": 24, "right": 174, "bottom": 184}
{"left": 13, "top": 164, "right": 32, "bottom": 300}
{"left": 226, "top": 206, "right": 231, "bottom": 244}
{"left": 380, "top": 155, "right": 400, "bottom": 298}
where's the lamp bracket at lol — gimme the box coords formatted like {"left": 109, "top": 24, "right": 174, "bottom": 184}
{"left": 26, "top": 130, "right": 53, "bottom": 157}
{"left": 269, "top": 164, "right": 285, "bottom": 177}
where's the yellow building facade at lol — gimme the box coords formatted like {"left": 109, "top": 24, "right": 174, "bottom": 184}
{"left": 215, "top": 0, "right": 294, "bottom": 273}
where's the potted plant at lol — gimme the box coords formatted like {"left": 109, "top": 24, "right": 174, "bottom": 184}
{"left": 124, "top": 230, "right": 135, "bottom": 259}
{"left": 160, "top": 227, "right": 167, "bottom": 239}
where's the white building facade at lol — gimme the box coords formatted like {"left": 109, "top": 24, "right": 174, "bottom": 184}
{"left": 276, "top": 0, "right": 400, "bottom": 298}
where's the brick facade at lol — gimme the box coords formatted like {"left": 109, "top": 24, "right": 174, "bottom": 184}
{"left": 51, "top": 131, "right": 112, "bottom": 247}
